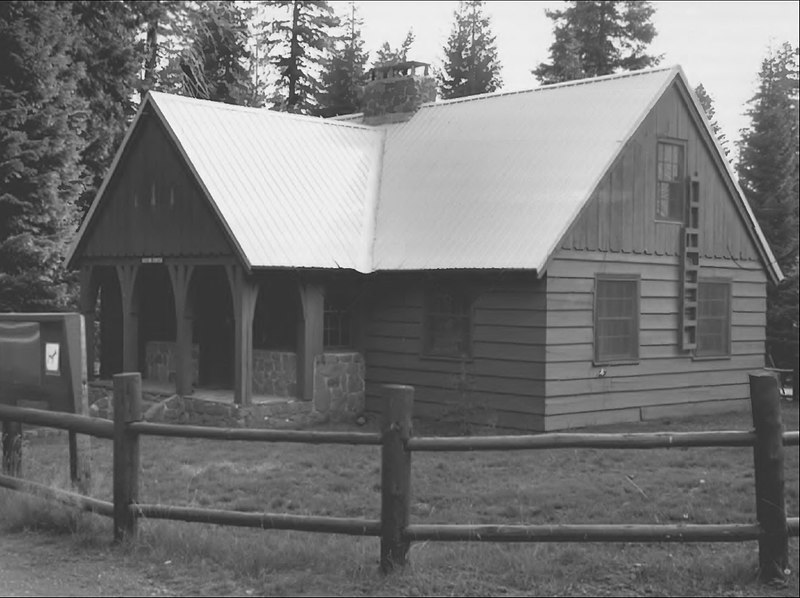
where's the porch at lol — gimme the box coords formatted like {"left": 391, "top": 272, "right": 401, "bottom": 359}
{"left": 78, "top": 261, "right": 366, "bottom": 418}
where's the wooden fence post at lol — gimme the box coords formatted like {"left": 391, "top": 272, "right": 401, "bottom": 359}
{"left": 113, "top": 372, "right": 142, "bottom": 542}
{"left": 749, "top": 373, "right": 788, "bottom": 583}
{"left": 380, "top": 384, "right": 414, "bottom": 574}
{"left": 1, "top": 420, "right": 22, "bottom": 477}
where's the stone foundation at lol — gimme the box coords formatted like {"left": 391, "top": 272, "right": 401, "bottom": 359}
{"left": 88, "top": 381, "right": 321, "bottom": 428}
{"left": 145, "top": 341, "right": 199, "bottom": 385}
{"left": 253, "top": 349, "right": 296, "bottom": 397}
{"left": 132, "top": 346, "right": 364, "bottom": 425}
{"left": 313, "top": 352, "right": 365, "bottom": 420}
{"left": 144, "top": 342, "right": 296, "bottom": 398}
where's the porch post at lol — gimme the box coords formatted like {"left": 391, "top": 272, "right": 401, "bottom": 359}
{"left": 297, "top": 280, "right": 324, "bottom": 402}
{"left": 78, "top": 265, "right": 99, "bottom": 380}
{"left": 116, "top": 264, "right": 140, "bottom": 373}
{"left": 167, "top": 263, "right": 195, "bottom": 396}
{"left": 226, "top": 264, "right": 258, "bottom": 406}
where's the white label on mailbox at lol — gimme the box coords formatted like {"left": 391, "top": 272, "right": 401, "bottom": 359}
{"left": 45, "top": 342, "right": 60, "bottom": 375}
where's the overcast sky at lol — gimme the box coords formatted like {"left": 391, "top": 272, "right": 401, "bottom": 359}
{"left": 347, "top": 1, "right": 800, "bottom": 163}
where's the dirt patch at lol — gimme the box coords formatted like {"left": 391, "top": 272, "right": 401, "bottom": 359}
{"left": 0, "top": 531, "right": 173, "bottom": 597}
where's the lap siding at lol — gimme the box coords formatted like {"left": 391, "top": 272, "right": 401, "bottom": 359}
{"left": 364, "top": 278, "right": 547, "bottom": 428}
{"left": 544, "top": 251, "right": 767, "bottom": 427}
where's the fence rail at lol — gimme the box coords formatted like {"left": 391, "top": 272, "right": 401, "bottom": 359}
{"left": 128, "top": 421, "right": 381, "bottom": 445}
{"left": 404, "top": 522, "right": 766, "bottom": 543}
{"left": 0, "top": 372, "right": 797, "bottom": 583}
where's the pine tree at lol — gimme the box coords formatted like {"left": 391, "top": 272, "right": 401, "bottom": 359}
{"left": 0, "top": 1, "right": 88, "bottom": 311}
{"left": 374, "top": 29, "right": 415, "bottom": 68}
{"left": 178, "top": 1, "right": 257, "bottom": 105}
{"left": 439, "top": 1, "right": 502, "bottom": 99}
{"left": 265, "top": 0, "right": 340, "bottom": 114}
{"left": 736, "top": 42, "right": 799, "bottom": 369}
{"left": 694, "top": 83, "right": 730, "bottom": 157}
{"left": 315, "top": 2, "right": 369, "bottom": 117}
{"left": 71, "top": 1, "right": 141, "bottom": 217}
{"left": 130, "top": 0, "right": 196, "bottom": 100}
{"left": 534, "top": 1, "right": 660, "bottom": 85}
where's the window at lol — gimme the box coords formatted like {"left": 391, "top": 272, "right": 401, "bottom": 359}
{"left": 656, "top": 141, "right": 685, "bottom": 221}
{"left": 696, "top": 281, "right": 731, "bottom": 357}
{"left": 594, "top": 276, "right": 640, "bottom": 363}
{"left": 423, "top": 284, "right": 472, "bottom": 358}
{"left": 323, "top": 293, "right": 352, "bottom": 349}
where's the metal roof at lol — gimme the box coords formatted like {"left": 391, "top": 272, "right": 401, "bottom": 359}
{"left": 372, "top": 67, "right": 677, "bottom": 271}
{"left": 68, "top": 66, "right": 782, "bottom": 283}
{"left": 151, "top": 93, "right": 385, "bottom": 272}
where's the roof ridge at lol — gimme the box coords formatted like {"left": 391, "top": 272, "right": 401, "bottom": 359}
{"left": 422, "top": 64, "right": 679, "bottom": 109}
{"left": 148, "top": 91, "right": 376, "bottom": 132}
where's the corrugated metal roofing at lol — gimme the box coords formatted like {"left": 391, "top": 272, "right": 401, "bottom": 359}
{"left": 372, "top": 67, "right": 676, "bottom": 271}
{"left": 68, "top": 66, "right": 781, "bottom": 282}
{"left": 149, "top": 93, "right": 385, "bottom": 272}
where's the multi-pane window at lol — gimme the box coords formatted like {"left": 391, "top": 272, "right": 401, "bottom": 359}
{"left": 696, "top": 281, "right": 731, "bottom": 357}
{"left": 323, "top": 293, "right": 352, "bottom": 349}
{"left": 594, "top": 276, "right": 640, "bottom": 363}
{"left": 423, "top": 285, "right": 472, "bottom": 358}
{"left": 656, "top": 142, "right": 685, "bottom": 221}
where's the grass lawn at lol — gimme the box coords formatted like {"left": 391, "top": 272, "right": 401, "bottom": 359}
{"left": 1, "top": 402, "right": 798, "bottom": 597}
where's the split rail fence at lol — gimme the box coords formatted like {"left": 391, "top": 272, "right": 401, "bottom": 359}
{"left": 1, "top": 372, "right": 798, "bottom": 582}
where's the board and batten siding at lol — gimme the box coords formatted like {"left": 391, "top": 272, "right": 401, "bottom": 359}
{"left": 560, "top": 83, "right": 760, "bottom": 261}
{"left": 363, "top": 276, "right": 547, "bottom": 431}
{"left": 79, "top": 114, "right": 235, "bottom": 260}
{"left": 544, "top": 251, "right": 766, "bottom": 430}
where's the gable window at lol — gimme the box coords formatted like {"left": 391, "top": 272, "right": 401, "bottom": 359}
{"left": 423, "top": 283, "right": 472, "bottom": 358}
{"left": 696, "top": 281, "right": 731, "bottom": 357}
{"left": 656, "top": 141, "right": 685, "bottom": 221}
{"left": 323, "top": 293, "right": 352, "bottom": 349}
{"left": 594, "top": 275, "right": 640, "bottom": 363}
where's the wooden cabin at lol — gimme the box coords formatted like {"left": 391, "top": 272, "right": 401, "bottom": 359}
{"left": 67, "top": 64, "right": 782, "bottom": 431}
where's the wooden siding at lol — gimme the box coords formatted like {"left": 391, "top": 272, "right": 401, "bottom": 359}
{"left": 78, "top": 113, "right": 234, "bottom": 260}
{"left": 560, "top": 83, "right": 760, "bottom": 262}
{"left": 363, "top": 275, "right": 547, "bottom": 431}
{"left": 544, "top": 250, "right": 766, "bottom": 430}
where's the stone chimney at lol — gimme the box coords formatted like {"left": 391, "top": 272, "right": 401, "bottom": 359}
{"left": 362, "top": 61, "right": 437, "bottom": 125}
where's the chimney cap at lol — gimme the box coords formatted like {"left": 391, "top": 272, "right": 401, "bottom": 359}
{"left": 369, "top": 60, "right": 430, "bottom": 81}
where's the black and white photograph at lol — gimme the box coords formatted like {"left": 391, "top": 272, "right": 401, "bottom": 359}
{"left": 1, "top": 1, "right": 798, "bottom": 596}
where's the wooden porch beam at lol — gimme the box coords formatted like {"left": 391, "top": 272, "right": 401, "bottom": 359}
{"left": 78, "top": 265, "right": 100, "bottom": 380}
{"left": 116, "top": 264, "right": 140, "bottom": 373}
{"left": 226, "top": 265, "right": 259, "bottom": 406}
{"left": 297, "top": 280, "right": 324, "bottom": 402}
{"left": 167, "top": 264, "right": 195, "bottom": 397}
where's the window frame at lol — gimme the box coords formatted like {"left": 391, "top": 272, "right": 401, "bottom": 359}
{"left": 323, "top": 291, "right": 353, "bottom": 350}
{"left": 655, "top": 139, "right": 687, "bottom": 223}
{"left": 421, "top": 281, "right": 474, "bottom": 361}
{"left": 694, "top": 278, "right": 732, "bottom": 359}
{"left": 593, "top": 273, "right": 641, "bottom": 365}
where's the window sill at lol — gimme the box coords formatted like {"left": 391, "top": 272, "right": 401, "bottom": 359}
{"left": 420, "top": 353, "right": 474, "bottom": 363}
{"left": 654, "top": 218, "right": 684, "bottom": 225}
{"left": 592, "top": 359, "right": 640, "bottom": 367}
{"left": 691, "top": 354, "right": 732, "bottom": 361}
